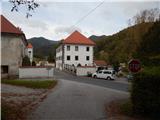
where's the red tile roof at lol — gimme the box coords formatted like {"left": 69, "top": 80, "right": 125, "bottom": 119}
{"left": 1, "top": 15, "right": 23, "bottom": 34}
{"left": 27, "top": 43, "right": 33, "bottom": 48}
{"left": 63, "top": 30, "right": 96, "bottom": 46}
{"left": 94, "top": 60, "right": 107, "bottom": 66}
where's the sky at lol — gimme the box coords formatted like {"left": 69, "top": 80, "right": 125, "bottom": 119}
{"left": 1, "top": 0, "right": 160, "bottom": 40}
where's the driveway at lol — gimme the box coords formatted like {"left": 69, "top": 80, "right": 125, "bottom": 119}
{"left": 28, "top": 79, "right": 129, "bottom": 120}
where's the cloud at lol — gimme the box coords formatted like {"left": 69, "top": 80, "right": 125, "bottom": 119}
{"left": 2, "top": 1, "right": 159, "bottom": 41}
{"left": 54, "top": 26, "right": 82, "bottom": 34}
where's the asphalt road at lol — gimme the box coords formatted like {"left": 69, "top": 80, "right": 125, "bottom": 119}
{"left": 54, "top": 69, "right": 129, "bottom": 92}
{"left": 29, "top": 79, "right": 128, "bottom": 120}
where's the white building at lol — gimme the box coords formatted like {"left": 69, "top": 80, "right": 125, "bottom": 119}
{"left": 1, "top": 15, "right": 28, "bottom": 78}
{"left": 27, "top": 43, "right": 33, "bottom": 63}
{"left": 56, "top": 30, "right": 96, "bottom": 70}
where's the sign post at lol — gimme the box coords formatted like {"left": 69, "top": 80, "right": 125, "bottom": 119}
{"left": 128, "top": 59, "right": 141, "bottom": 73}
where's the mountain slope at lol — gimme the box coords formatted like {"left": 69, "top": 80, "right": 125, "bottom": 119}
{"left": 28, "top": 37, "right": 59, "bottom": 59}
{"left": 90, "top": 22, "right": 157, "bottom": 64}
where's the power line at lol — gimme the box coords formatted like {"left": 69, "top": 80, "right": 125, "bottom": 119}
{"left": 70, "top": 0, "right": 105, "bottom": 29}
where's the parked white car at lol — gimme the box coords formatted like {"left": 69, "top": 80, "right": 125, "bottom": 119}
{"left": 92, "top": 70, "right": 115, "bottom": 80}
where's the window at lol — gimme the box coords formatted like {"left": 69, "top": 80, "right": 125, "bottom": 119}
{"left": 86, "top": 47, "right": 90, "bottom": 51}
{"left": 98, "top": 71, "right": 102, "bottom": 74}
{"left": 103, "top": 71, "right": 112, "bottom": 74}
{"left": 67, "top": 56, "right": 70, "bottom": 60}
{"left": 75, "top": 46, "right": 78, "bottom": 51}
{"left": 29, "top": 51, "right": 31, "bottom": 53}
{"left": 86, "top": 56, "right": 90, "bottom": 61}
{"left": 75, "top": 56, "right": 79, "bottom": 61}
{"left": 1, "top": 66, "right": 8, "bottom": 74}
{"left": 67, "top": 46, "right": 70, "bottom": 51}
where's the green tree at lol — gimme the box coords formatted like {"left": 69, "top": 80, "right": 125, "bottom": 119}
{"left": 47, "top": 53, "right": 55, "bottom": 63}
{"left": 22, "top": 56, "right": 31, "bottom": 66}
{"left": 138, "top": 21, "right": 160, "bottom": 66}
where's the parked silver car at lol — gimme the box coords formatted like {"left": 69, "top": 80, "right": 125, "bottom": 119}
{"left": 92, "top": 70, "right": 115, "bottom": 80}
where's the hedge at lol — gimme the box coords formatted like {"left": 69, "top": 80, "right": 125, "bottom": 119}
{"left": 131, "top": 67, "right": 160, "bottom": 118}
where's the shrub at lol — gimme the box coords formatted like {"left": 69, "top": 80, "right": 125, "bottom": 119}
{"left": 131, "top": 67, "right": 160, "bottom": 118}
{"left": 87, "top": 72, "right": 92, "bottom": 77}
{"left": 32, "top": 61, "right": 36, "bottom": 66}
{"left": 22, "top": 56, "right": 31, "bottom": 66}
{"left": 117, "top": 72, "right": 124, "bottom": 77}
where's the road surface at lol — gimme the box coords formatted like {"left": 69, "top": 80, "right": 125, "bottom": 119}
{"left": 28, "top": 70, "right": 129, "bottom": 120}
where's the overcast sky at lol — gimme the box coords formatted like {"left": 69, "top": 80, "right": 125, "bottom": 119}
{"left": 1, "top": 0, "right": 160, "bottom": 40}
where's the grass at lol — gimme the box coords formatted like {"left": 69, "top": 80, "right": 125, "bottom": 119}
{"left": 1, "top": 79, "right": 57, "bottom": 89}
{"left": 119, "top": 99, "right": 133, "bottom": 116}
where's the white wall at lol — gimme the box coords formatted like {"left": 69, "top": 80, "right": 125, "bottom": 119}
{"left": 27, "top": 48, "right": 33, "bottom": 63}
{"left": 56, "top": 45, "right": 63, "bottom": 70}
{"left": 19, "top": 67, "right": 54, "bottom": 78}
{"left": 76, "top": 67, "right": 96, "bottom": 76}
{"left": 64, "top": 44, "right": 94, "bottom": 66}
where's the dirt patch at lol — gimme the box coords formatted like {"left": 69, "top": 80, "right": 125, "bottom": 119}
{"left": 1, "top": 84, "right": 53, "bottom": 120}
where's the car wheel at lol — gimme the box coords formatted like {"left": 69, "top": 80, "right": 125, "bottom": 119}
{"left": 107, "top": 77, "right": 111, "bottom": 80}
{"left": 94, "top": 75, "right": 97, "bottom": 78}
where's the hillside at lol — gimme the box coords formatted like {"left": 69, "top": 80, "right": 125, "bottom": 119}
{"left": 27, "top": 22, "right": 159, "bottom": 65}
{"left": 89, "top": 35, "right": 107, "bottom": 41}
{"left": 28, "top": 37, "right": 59, "bottom": 59}
{"left": 90, "top": 22, "right": 159, "bottom": 65}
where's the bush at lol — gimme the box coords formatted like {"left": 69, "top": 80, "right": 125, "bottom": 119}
{"left": 87, "top": 72, "right": 92, "bottom": 77}
{"left": 22, "top": 56, "right": 31, "bottom": 66}
{"left": 131, "top": 67, "right": 160, "bottom": 118}
{"left": 32, "top": 61, "right": 36, "bottom": 66}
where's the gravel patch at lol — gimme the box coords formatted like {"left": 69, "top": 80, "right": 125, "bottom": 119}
{"left": 2, "top": 84, "right": 46, "bottom": 94}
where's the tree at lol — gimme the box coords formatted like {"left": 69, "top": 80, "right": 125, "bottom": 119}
{"left": 9, "top": 0, "right": 39, "bottom": 18}
{"left": 47, "top": 53, "right": 55, "bottom": 63}
{"left": 129, "top": 8, "right": 160, "bottom": 26}
{"left": 32, "top": 61, "right": 36, "bottom": 66}
{"left": 137, "top": 21, "right": 160, "bottom": 66}
{"left": 22, "top": 56, "right": 31, "bottom": 66}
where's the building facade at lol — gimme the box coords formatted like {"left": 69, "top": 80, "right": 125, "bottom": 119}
{"left": 56, "top": 30, "right": 95, "bottom": 70}
{"left": 1, "top": 15, "right": 28, "bottom": 78}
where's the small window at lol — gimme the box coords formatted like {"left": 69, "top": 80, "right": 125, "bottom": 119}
{"left": 1, "top": 66, "right": 8, "bottom": 74}
{"left": 103, "top": 71, "right": 111, "bottom": 74}
{"left": 75, "top": 56, "right": 79, "bottom": 61}
{"left": 75, "top": 46, "right": 78, "bottom": 51}
{"left": 29, "top": 51, "right": 31, "bottom": 53}
{"left": 67, "top": 56, "right": 70, "bottom": 60}
{"left": 86, "top": 47, "right": 90, "bottom": 51}
{"left": 86, "top": 56, "right": 90, "bottom": 61}
{"left": 67, "top": 46, "right": 70, "bottom": 51}
{"left": 98, "top": 71, "right": 102, "bottom": 74}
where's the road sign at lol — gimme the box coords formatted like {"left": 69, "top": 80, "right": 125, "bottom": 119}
{"left": 128, "top": 59, "right": 141, "bottom": 73}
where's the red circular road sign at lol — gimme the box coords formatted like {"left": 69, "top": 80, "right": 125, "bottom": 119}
{"left": 128, "top": 59, "right": 141, "bottom": 73}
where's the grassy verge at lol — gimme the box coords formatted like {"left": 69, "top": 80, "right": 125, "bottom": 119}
{"left": 1, "top": 79, "right": 57, "bottom": 89}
